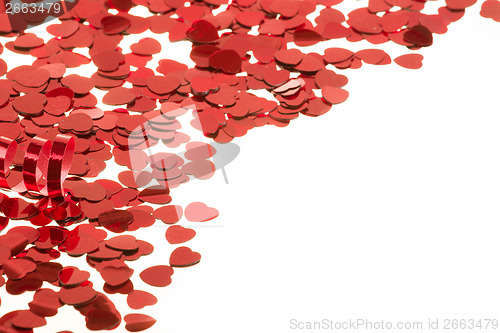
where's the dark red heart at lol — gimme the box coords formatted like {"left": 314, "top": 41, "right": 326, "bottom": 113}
{"left": 209, "top": 50, "right": 242, "bottom": 74}
{"left": 186, "top": 20, "right": 219, "bottom": 43}
{"left": 404, "top": 25, "right": 433, "bottom": 47}
{"left": 124, "top": 313, "right": 156, "bottom": 332}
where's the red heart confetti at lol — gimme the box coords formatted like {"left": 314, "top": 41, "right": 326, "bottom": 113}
{"left": 58, "top": 267, "right": 91, "bottom": 286}
{"left": 169, "top": 246, "right": 201, "bottom": 267}
{"left": 209, "top": 50, "right": 242, "bottom": 74}
{"left": 185, "top": 202, "right": 219, "bottom": 222}
{"left": 165, "top": 225, "right": 196, "bottom": 244}
{"left": 186, "top": 20, "right": 219, "bottom": 44}
{"left": 29, "top": 289, "right": 62, "bottom": 317}
{"left": 124, "top": 313, "right": 156, "bottom": 332}
{"left": 3, "top": 258, "right": 37, "bottom": 280}
{"left": 11, "top": 310, "right": 47, "bottom": 329}
{"left": 153, "top": 205, "right": 183, "bottom": 224}
{"left": 127, "top": 290, "right": 158, "bottom": 309}
{"left": 139, "top": 265, "right": 174, "bottom": 287}
{"left": 394, "top": 54, "right": 424, "bottom": 69}
{"left": 100, "top": 264, "right": 134, "bottom": 286}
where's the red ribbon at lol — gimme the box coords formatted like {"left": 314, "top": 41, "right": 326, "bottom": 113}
{"left": 47, "top": 134, "right": 75, "bottom": 198}
{"left": 0, "top": 134, "right": 75, "bottom": 200}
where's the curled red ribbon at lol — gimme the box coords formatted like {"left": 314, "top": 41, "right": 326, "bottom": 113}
{"left": 47, "top": 134, "right": 75, "bottom": 198}
{"left": 0, "top": 134, "right": 75, "bottom": 200}
{"left": 23, "top": 136, "right": 51, "bottom": 195}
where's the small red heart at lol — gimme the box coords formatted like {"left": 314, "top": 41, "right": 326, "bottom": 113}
{"left": 394, "top": 54, "right": 424, "bottom": 69}
{"left": 169, "top": 246, "right": 201, "bottom": 267}
{"left": 190, "top": 76, "right": 219, "bottom": 95}
{"left": 103, "top": 279, "right": 134, "bottom": 295}
{"left": 139, "top": 265, "right": 173, "bottom": 287}
{"left": 263, "top": 67, "right": 290, "bottom": 87}
{"left": 58, "top": 266, "right": 91, "bottom": 287}
{"left": 404, "top": 25, "right": 433, "bottom": 47}
{"left": 124, "top": 313, "right": 156, "bottom": 332}
{"left": 127, "top": 290, "right": 158, "bottom": 310}
{"left": 105, "top": 235, "right": 138, "bottom": 251}
{"left": 209, "top": 49, "right": 242, "bottom": 74}
{"left": 185, "top": 202, "right": 219, "bottom": 222}
{"left": 3, "top": 258, "right": 37, "bottom": 280}
{"left": 165, "top": 225, "right": 196, "bottom": 244}
{"left": 100, "top": 265, "right": 134, "bottom": 287}
{"left": 29, "top": 289, "right": 61, "bottom": 317}
{"left": 86, "top": 308, "right": 121, "bottom": 331}
{"left": 59, "top": 284, "right": 97, "bottom": 306}
{"left": 186, "top": 20, "right": 219, "bottom": 44}
{"left": 153, "top": 205, "right": 183, "bottom": 224}
{"left": 481, "top": 1, "right": 500, "bottom": 21}
{"left": 130, "top": 37, "right": 162, "bottom": 56}
{"left": 11, "top": 310, "right": 46, "bottom": 329}
{"left": 92, "top": 50, "right": 124, "bottom": 72}
{"left": 46, "top": 20, "right": 80, "bottom": 38}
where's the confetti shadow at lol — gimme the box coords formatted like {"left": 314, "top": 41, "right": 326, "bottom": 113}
{"left": 128, "top": 111, "right": 241, "bottom": 189}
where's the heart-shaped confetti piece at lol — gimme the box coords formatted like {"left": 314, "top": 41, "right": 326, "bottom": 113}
{"left": 394, "top": 54, "right": 424, "bottom": 69}
{"left": 127, "top": 290, "right": 158, "bottom": 310}
{"left": 29, "top": 289, "right": 61, "bottom": 317}
{"left": 100, "top": 265, "right": 134, "bottom": 286}
{"left": 139, "top": 265, "right": 173, "bottom": 287}
{"left": 186, "top": 20, "right": 219, "bottom": 43}
{"left": 404, "top": 25, "right": 433, "bottom": 46}
{"left": 153, "top": 205, "right": 183, "bottom": 224}
{"left": 169, "top": 246, "right": 201, "bottom": 267}
{"left": 124, "top": 313, "right": 156, "bottom": 332}
{"left": 11, "top": 310, "right": 47, "bottom": 329}
{"left": 58, "top": 267, "right": 91, "bottom": 286}
{"left": 165, "top": 225, "right": 196, "bottom": 244}
{"left": 209, "top": 50, "right": 242, "bottom": 74}
{"left": 3, "top": 258, "right": 37, "bottom": 280}
{"left": 184, "top": 202, "right": 219, "bottom": 222}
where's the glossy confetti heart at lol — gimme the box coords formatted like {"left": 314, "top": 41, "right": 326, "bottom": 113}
{"left": 28, "top": 289, "right": 61, "bottom": 317}
{"left": 404, "top": 25, "right": 434, "bottom": 47}
{"left": 186, "top": 20, "right": 219, "bottom": 44}
{"left": 127, "top": 290, "right": 158, "bottom": 310}
{"left": 169, "top": 246, "right": 201, "bottom": 267}
{"left": 100, "top": 265, "right": 134, "bottom": 287}
{"left": 153, "top": 205, "right": 183, "bottom": 224}
{"left": 394, "top": 54, "right": 424, "bottom": 69}
{"left": 124, "top": 314, "right": 156, "bottom": 332}
{"left": 139, "top": 265, "right": 173, "bottom": 287}
{"left": 58, "top": 266, "right": 91, "bottom": 286}
{"left": 185, "top": 202, "right": 219, "bottom": 222}
{"left": 165, "top": 225, "right": 196, "bottom": 244}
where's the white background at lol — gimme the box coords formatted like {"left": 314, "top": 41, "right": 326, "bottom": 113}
{"left": 2, "top": 1, "right": 500, "bottom": 332}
